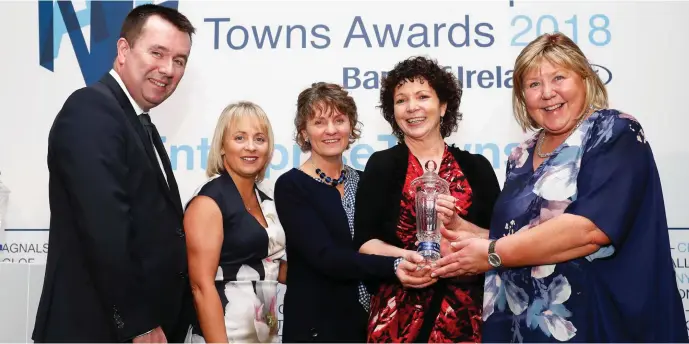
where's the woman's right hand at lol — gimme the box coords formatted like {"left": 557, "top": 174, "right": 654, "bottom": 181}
{"left": 395, "top": 250, "right": 437, "bottom": 289}
{"left": 436, "top": 194, "right": 464, "bottom": 231}
{"left": 436, "top": 194, "right": 487, "bottom": 244}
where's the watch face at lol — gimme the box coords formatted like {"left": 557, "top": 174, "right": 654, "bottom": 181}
{"left": 488, "top": 253, "right": 501, "bottom": 268}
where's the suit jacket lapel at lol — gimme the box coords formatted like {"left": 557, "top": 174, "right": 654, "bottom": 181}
{"left": 152, "top": 135, "right": 183, "bottom": 213}
{"left": 98, "top": 73, "right": 183, "bottom": 218}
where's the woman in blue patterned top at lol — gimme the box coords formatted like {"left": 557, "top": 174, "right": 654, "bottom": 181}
{"left": 431, "top": 32, "right": 688, "bottom": 342}
{"left": 274, "top": 82, "right": 431, "bottom": 342}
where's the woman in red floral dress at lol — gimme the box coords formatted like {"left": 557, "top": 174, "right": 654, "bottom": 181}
{"left": 354, "top": 56, "right": 501, "bottom": 342}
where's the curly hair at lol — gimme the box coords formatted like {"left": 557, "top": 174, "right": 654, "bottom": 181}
{"left": 379, "top": 56, "right": 463, "bottom": 141}
{"left": 294, "top": 82, "right": 362, "bottom": 152}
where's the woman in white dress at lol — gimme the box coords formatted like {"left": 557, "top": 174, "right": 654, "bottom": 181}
{"left": 184, "top": 101, "right": 286, "bottom": 343}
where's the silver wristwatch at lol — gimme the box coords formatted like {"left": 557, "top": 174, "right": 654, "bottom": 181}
{"left": 488, "top": 240, "right": 502, "bottom": 268}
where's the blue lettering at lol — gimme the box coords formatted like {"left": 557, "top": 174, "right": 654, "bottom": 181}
{"left": 286, "top": 25, "right": 306, "bottom": 49}
{"left": 448, "top": 16, "right": 470, "bottom": 47}
{"left": 474, "top": 23, "right": 495, "bottom": 47}
{"left": 477, "top": 70, "right": 494, "bottom": 88}
{"left": 227, "top": 25, "right": 249, "bottom": 50}
{"left": 267, "top": 144, "right": 289, "bottom": 179}
{"left": 434, "top": 24, "right": 448, "bottom": 47}
{"left": 378, "top": 134, "right": 398, "bottom": 149}
{"left": 408, "top": 23, "right": 430, "bottom": 48}
{"left": 453, "top": 66, "right": 513, "bottom": 89}
{"left": 373, "top": 24, "right": 404, "bottom": 47}
{"left": 362, "top": 71, "right": 380, "bottom": 89}
{"left": 342, "top": 16, "right": 495, "bottom": 49}
{"left": 197, "top": 138, "right": 210, "bottom": 169}
{"left": 252, "top": 25, "right": 283, "bottom": 49}
{"left": 344, "top": 16, "right": 372, "bottom": 48}
{"left": 343, "top": 67, "right": 361, "bottom": 89}
{"left": 311, "top": 25, "right": 331, "bottom": 49}
{"left": 344, "top": 68, "right": 390, "bottom": 90}
{"left": 171, "top": 145, "right": 194, "bottom": 170}
{"left": 350, "top": 144, "right": 374, "bottom": 169}
{"left": 205, "top": 18, "right": 230, "bottom": 50}
{"left": 292, "top": 144, "right": 304, "bottom": 168}
{"left": 157, "top": 137, "right": 519, "bottom": 175}
{"left": 38, "top": 1, "right": 156, "bottom": 85}
{"left": 504, "top": 69, "right": 514, "bottom": 88}
{"left": 476, "top": 143, "right": 500, "bottom": 168}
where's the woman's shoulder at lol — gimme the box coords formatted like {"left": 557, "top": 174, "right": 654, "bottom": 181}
{"left": 586, "top": 108, "right": 647, "bottom": 146}
{"left": 593, "top": 108, "right": 642, "bottom": 127}
{"left": 274, "top": 168, "right": 302, "bottom": 185}
{"left": 184, "top": 173, "right": 232, "bottom": 210}
{"left": 363, "top": 142, "right": 409, "bottom": 173}
{"left": 274, "top": 168, "right": 321, "bottom": 198}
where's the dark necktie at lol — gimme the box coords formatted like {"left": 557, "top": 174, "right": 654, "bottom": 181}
{"left": 139, "top": 113, "right": 174, "bottom": 190}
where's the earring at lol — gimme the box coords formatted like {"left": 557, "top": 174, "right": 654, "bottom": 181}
{"left": 305, "top": 137, "right": 310, "bottom": 143}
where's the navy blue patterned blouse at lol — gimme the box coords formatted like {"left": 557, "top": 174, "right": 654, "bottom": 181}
{"left": 483, "top": 109, "right": 687, "bottom": 342}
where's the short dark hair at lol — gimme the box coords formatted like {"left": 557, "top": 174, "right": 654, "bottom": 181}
{"left": 294, "top": 82, "right": 361, "bottom": 152}
{"left": 119, "top": 4, "right": 196, "bottom": 46}
{"left": 379, "top": 56, "right": 463, "bottom": 141}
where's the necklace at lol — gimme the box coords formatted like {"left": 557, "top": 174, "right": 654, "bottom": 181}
{"left": 311, "top": 160, "right": 346, "bottom": 187}
{"left": 244, "top": 197, "right": 258, "bottom": 211}
{"left": 242, "top": 188, "right": 259, "bottom": 211}
{"left": 536, "top": 107, "right": 594, "bottom": 158}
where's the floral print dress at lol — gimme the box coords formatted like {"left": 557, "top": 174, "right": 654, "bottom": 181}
{"left": 367, "top": 146, "right": 483, "bottom": 343}
{"left": 185, "top": 175, "right": 286, "bottom": 343}
{"left": 482, "top": 109, "right": 687, "bottom": 342}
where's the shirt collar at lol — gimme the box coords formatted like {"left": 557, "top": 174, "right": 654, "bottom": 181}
{"left": 109, "top": 69, "right": 146, "bottom": 116}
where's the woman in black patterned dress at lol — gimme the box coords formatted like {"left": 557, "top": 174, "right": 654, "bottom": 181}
{"left": 354, "top": 57, "right": 501, "bottom": 342}
{"left": 184, "top": 102, "right": 286, "bottom": 343}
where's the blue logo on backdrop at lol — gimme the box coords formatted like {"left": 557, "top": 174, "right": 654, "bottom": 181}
{"left": 591, "top": 64, "right": 612, "bottom": 85}
{"left": 38, "top": 0, "right": 179, "bottom": 86}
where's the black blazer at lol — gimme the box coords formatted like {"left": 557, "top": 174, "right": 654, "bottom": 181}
{"left": 352, "top": 143, "right": 501, "bottom": 341}
{"left": 32, "top": 73, "right": 193, "bottom": 343}
{"left": 354, "top": 142, "right": 501, "bottom": 249}
{"left": 274, "top": 168, "right": 398, "bottom": 343}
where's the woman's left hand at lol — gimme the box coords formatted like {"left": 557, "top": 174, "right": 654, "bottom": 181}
{"left": 431, "top": 238, "right": 492, "bottom": 278}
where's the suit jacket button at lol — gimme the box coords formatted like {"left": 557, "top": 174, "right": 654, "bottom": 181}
{"left": 309, "top": 328, "right": 318, "bottom": 338}
{"left": 178, "top": 271, "right": 186, "bottom": 279}
{"left": 176, "top": 227, "right": 185, "bottom": 238}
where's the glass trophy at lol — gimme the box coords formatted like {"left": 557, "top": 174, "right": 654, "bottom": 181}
{"left": 410, "top": 160, "right": 449, "bottom": 265}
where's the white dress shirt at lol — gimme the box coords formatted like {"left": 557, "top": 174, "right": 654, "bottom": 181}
{"left": 109, "top": 69, "right": 169, "bottom": 186}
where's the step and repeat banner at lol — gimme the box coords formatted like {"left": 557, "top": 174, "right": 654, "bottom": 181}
{"left": 1, "top": 0, "right": 688, "bottom": 342}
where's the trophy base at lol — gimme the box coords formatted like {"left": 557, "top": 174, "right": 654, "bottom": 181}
{"left": 417, "top": 241, "right": 441, "bottom": 266}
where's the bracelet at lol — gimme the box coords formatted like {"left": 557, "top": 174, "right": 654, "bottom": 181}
{"left": 394, "top": 257, "right": 403, "bottom": 272}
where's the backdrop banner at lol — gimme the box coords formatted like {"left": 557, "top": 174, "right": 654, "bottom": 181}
{"left": 1, "top": 1, "right": 688, "bottom": 342}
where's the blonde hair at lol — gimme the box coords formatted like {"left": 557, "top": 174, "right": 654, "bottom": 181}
{"left": 512, "top": 32, "right": 609, "bottom": 131}
{"left": 206, "top": 101, "right": 274, "bottom": 181}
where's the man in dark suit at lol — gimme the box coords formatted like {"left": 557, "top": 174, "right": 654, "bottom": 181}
{"left": 32, "top": 5, "right": 196, "bottom": 343}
